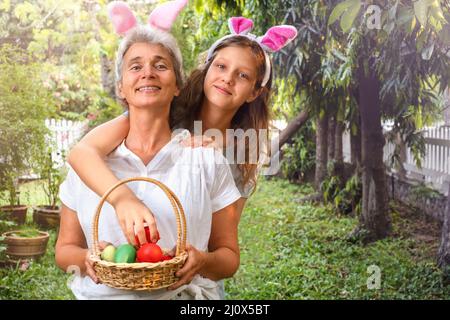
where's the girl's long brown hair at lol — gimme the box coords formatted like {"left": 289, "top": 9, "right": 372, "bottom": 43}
{"left": 171, "top": 36, "right": 272, "bottom": 189}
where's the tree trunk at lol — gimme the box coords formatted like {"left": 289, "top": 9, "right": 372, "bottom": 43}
{"left": 100, "top": 53, "right": 116, "bottom": 99}
{"left": 438, "top": 184, "right": 450, "bottom": 284}
{"left": 269, "top": 110, "right": 309, "bottom": 167}
{"left": 352, "top": 58, "right": 391, "bottom": 243}
{"left": 350, "top": 117, "right": 362, "bottom": 168}
{"left": 328, "top": 106, "right": 337, "bottom": 162}
{"left": 273, "top": 110, "right": 309, "bottom": 151}
{"left": 89, "top": 2, "right": 116, "bottom": 100}
{"left": 315, "top": 108, "right": 329, "bottom": 190}
{"left": 334, "top": 120, "right": 345, "bottom": 177}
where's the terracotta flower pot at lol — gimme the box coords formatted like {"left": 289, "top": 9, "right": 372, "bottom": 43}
{"left": 2, "top": 230, "right": 50, "bottom": 261}
{"left": 0, "top": 205, "right": 28, "bottom": 225}
{"left": 33, "top": 205, "right": 60, "bottom": 228}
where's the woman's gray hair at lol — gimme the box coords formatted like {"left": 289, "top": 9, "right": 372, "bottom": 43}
{"left": 114, "top": 25, "right": 184, "bottom": 107}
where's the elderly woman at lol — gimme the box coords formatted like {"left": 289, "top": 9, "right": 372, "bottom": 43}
{"left": 55, "top": 25, "right": 241, "bottom": 300}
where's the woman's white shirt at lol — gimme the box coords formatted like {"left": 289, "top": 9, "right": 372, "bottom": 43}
{"left": 59, "top": 130, "right": 241, "bottom": 300}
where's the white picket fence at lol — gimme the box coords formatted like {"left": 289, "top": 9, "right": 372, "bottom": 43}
{"left": 343, "top": 122, "right": 450, "bottom": 195}
{"left": 385, "top": 124, "right": 450, "bottom": 195}
{"left": 45, "top": 119, "right": 89, "bottom": 168}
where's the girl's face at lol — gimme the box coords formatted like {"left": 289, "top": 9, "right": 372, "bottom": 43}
{"left": 203, "top": 45, "right": 261, "bottom": 113}
{"left": 119, "top": 42, "right": 180, "bottom": 110}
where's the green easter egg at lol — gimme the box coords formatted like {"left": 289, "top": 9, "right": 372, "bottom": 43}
{"left": 114, "top": 244, "right": 136, "bottom": 263}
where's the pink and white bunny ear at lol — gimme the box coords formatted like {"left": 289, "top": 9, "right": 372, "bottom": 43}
{"left": 148, "top": 0, "right": 188, "bottom": 31}
{"left": 228, "top": 17, "right": 254, "bottom": 35}
{"left": 107, "top": 1, "right": 138, "bottom": 36}
{"left": 258, "top": 25, "right": 298, "bottom": 53}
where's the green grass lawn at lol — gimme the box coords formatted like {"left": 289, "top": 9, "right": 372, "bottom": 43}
{"left": 1, "top": 178, "right": 449, "bottom": 299}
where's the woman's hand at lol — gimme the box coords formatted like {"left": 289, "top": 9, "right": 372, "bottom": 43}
{"left": 113, "top": 196, "right": 160, "bottom": 246}
{"left": 167, "top": 243, "right": 207, "bottom": 290}
{"left": 85, "top": 241, "right": 111, "bottom": 284}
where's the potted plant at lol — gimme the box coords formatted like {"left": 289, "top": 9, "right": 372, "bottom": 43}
{"left": 0, "top": 44, "right": 54, "bottom": 226}
{"left": 0, "top": 176, "right": 27, "bottom": 225}
{"left": 1, "top": 228, "right": 50, "bottom": 262}
{"left": 32, "top": 150, "right": 66, "bottom": 228}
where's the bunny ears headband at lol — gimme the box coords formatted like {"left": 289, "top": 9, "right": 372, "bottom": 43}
{"left": 206, "top": 17, "right": 298, "bottom": 87}
{"left": 107, "top": 0, "right": 188, "bottom": 35}
{"left": 107, "top": 2, "right": 297, "bottom": 88}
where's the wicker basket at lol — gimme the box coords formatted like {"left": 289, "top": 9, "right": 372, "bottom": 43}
{"left": 91, "top": 177, "right": 188, "bottom": 291}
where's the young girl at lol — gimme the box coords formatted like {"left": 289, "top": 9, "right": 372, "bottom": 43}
{"left": 68, "top": 17, "right": 298, "bottom": 250}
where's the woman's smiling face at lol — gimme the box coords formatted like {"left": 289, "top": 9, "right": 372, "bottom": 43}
{"left": 203, "top": 45, "right": 261, "bottom": 113}
{"left": 119, "top": 42, "right": 180, "bottom": 111}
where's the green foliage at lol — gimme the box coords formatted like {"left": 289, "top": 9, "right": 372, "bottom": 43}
{"left": 9, "top": 229, "right": 42, "bottom": 238}
{"left": 175, "top": 0, "right": 241, "bottom": 73}
{"left": 272, "top": 77, "right": 305, "bottom": 120}
{"left": 35, "top": 151, "right": 67, "bottom": 208}
{"left": 84, "top": 91, "right": 124, "bottom": 128}
{"left": 0, "top": 216, "right": 15, "bottom": 261}
{"left": 339, "top": 0, "right": 362, "bottom": 33}
{"left": 384, "top": 112, "right": 429, "bottom": 172}
{"left": 0, "top": 211, "right": 16, "bottom": 237}
{"left": 0, "top": 215, "right": 16, "bottom": 233}
{"left": 321, "top": 171, "right": 362, "bottom": 216}
{"left": 409, "top": 182, "right": 443, "bottom": 202}
{"left": 414, "top": 0, "right": 447, "bottom": 30}
{"left": 1, "top": 0, "right": 104, "bottom": 118}
{"left": 280, "top": 122, "right": 316, "bottom": 183}
{"left": 43, "top": 66, "right": 97, "bottom": 116}
{"left": 273, "top": 0, "right": 328, "bottom": 92}
{"left": 0, "top": 44, "right": 55, "bottom": 206}
{"left": 321, "top": 174, "right": 341, "bottom": 202}
{"left": 329, "top": 0, "right": 450, "bottom": 126}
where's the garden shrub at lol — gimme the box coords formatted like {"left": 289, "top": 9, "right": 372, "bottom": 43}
{"left": 0, "top": 44, "right": 55, "bottom": 205}
{"left": 280, "top": 122, "right": 316, "bottom": 183}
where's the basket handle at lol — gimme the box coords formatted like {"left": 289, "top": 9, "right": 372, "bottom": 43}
{"left": 92, "top": 177, "right": 187, "bottom": 258}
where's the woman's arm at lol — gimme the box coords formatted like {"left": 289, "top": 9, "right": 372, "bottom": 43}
{"left": 67, "top": 115, "right": 159, "bottom": 246}
{"left": 55, "top": 204, "right": 89, "bottom": 274}
{"left": 55, "top": 205, "right": 114, "bottom": 283}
